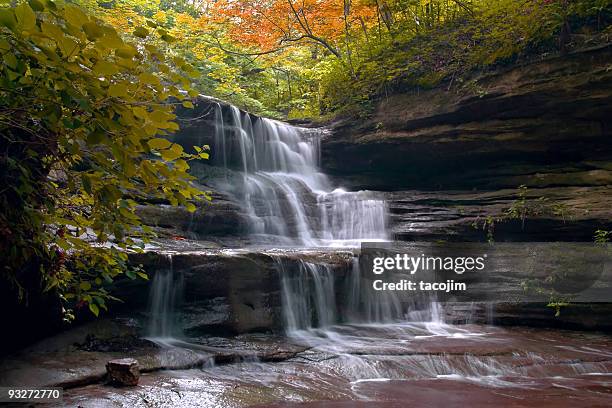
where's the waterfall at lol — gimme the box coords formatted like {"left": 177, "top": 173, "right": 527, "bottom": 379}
{"left": 280, "top": 257, "right": 442, "bottom": 335}
{"left": 208, "top": 104, "right": 388, "bottom": 247}
{"left": 147, "top": 254, "right": 184, "bottom": 341}
{"left": 279, "top": 259, "right": 337, "bottom": 332}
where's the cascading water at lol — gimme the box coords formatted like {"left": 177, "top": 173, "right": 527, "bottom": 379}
{"left": 277, "top": 257, "right": 490, "bottom": 382}
{"left": 147, "top": 254, "right": 184, "bottom": 342}
{"left": 279, "top": 259, "right": 337, "bottom": 332}
{"left": 280, "top": 257, "right": 442, "bottom": 333}
{"left": 208, "top": 104, "right": 388, "bottom": 247}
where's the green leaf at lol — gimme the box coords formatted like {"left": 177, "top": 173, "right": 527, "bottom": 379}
{"left": 4, "top": 54, "right": 18, "bottom": 70}
{"left": 88, "top": 303, "right": 99, "bottom": 317}
{"left": 79, "top": 281, "right": 92, "bottom": 291}
{"left": 87, "top": 129, "right": 106, "bottom": 145}
{"left": 28, "top": 0, "right": 45, "bottom": 12}
{"left": 182, "top": 101, "right": 194, "bottom": 109}
{"left": 82, "top": 175, "right": 92, "bottom": 194}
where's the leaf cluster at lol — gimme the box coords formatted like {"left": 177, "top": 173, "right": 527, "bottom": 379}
{"left": 0, "top": 0, "right": 208, "bottom": 319}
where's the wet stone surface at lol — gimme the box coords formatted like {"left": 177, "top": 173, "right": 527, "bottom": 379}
{"left": 27, "top": 324, "right": 612, "bottom": 407}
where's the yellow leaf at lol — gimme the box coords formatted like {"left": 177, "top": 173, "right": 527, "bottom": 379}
{"left": 139, "top": 72, "right": 160, "bottom": 85}
{"left": 93, "top": 61, "right": 118, "bottom": 76}
{"left": 28, "top": 0, "right": 45, "bottom": 12}
{"left": 0, "top": 9, "right": 17, "bottom": 30}
{"left": 133, "top": 26, "right": 149, "bottom": 38}
{"left": 160, "top": 144, "right": 183, "bottom": 161}
{"left": 150, "top": 109, "right": 174, "bottom": 123}
{"left": 108, "top": 82, "right": 128, "bottom": 98}
{"left": 83, "top": 22, "right": 103, "bottom": 41}
{"left": 148, "top": 138, "right": 171, "bottom": 150}
{"left": 115, "top": 46, "right": 137, "bottom": 59}
{"left": 15, "top": 3, "right": 36, "bottom": 32}
{"left": 41, "top": 21, "right": 63, "bottom": 41}
{"left": 175, "top": 159, "right": 188, "bottom": 171}
{"left": 58, "top": 37, "right": 78, "bottom": 58}
{"left": 133, "top": 106, "right": 148, "bottom": 119}
{"left": 64, "top": 4, "right": 88, "bottom": 29}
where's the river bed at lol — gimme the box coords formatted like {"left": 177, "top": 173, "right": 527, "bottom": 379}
{"left": 57, "top": 323, "right": 612, "bottom": 407}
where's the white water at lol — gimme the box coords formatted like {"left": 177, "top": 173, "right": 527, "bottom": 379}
{"left": 209, "top": 104, "right": 388, "bottom": 247}
{"left": 277, "top": 258, "right": 505, "bottom": 382}
{"left": 280, "top": 257, "right": 443, "bottom": 331}
{"left": 146, "top": 254, "right": 187, "bottom": 347}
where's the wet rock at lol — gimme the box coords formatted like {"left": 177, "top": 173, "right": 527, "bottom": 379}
{"left": 58, "top": 326, "right": 612, "bottom": 408}
{"left": 384, "top": 187, "right": 611, "bottom": 242}
{"left": 136, "top": 190, "right": 249, "bottom": 242}
{"left": 445, "top": 302, "right": 612, "bottom": 331}
{"left": 76, "top": 334, "right": 157, "bottom": 353}
{"left": 106, "top": 358, "right": 140, "bottom": 386}
{"left": 118, "top": 249, "right": 354, "bottom": 335}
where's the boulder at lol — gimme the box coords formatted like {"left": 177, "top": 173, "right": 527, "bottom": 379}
{"left": 106, "top": 358, "right": 140, "bottom": 386}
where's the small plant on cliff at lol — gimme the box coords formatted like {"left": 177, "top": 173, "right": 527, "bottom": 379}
{"left": 0, "top": 1, "right": 209, "bottom": 319}
{"left": 473, "top": 185, "right": 573, "bottom": 243}
{"left": 521, "top": 279, "right": 573, "bottom": 317}
{"left": 594, "top": 229, "right": 610, "bottom": 244}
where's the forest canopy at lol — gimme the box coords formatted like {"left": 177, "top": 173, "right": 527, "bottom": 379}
{"left": 77, "top": 0, "right": 610, "bottom": 118}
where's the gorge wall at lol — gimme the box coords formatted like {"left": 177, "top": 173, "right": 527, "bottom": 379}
{"left": 319, "top": 44, "right": 611, "bottom": 242}
{"left": 321, "top": 44, "right": 611, "bottom": 191}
